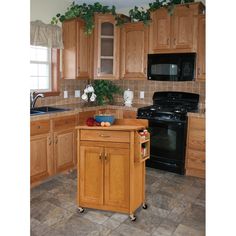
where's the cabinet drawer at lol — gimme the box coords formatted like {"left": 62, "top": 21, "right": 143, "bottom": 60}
{"left": 187, "top": 149, "right": 205, "bottom": 170}
{"left": 80, "top": 130, "right": 130, "bottom": 143}
{"left": 188, "top": 129, "right": 205, "bottom": 151}
{"left": 123, "top": 110, "right": 137, "bottom": 119}
{"left": 31, "top": 120, "right": 50, "bottom": 136}
{"left": 53, "top": 115, "right": 76, "bottom": 131}
{"left": 189, "top": 117, "right": 205, "bottom": 130}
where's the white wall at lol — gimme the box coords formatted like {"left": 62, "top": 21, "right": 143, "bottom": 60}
{"left": 30, "top": 0, "right": 73, "bottom": 23}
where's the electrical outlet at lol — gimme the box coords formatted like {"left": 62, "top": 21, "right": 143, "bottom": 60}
{"left": 140, "top": 91, "right": 145, "bottom": 99}
{"left": 75, "top": 90, "right": 80, "bottom": 98}
{"left": 64, "top": 91, "right": 68, "bottom": 98}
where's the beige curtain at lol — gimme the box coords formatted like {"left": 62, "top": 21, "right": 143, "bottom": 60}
{"left": 30, "top": 20, "right": 63, "bottom": 49}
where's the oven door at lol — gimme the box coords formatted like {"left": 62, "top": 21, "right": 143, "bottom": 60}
{"left": 147, "top": 119, "right": 187, "bottom": 173}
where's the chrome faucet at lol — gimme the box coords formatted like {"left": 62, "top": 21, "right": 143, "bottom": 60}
{"left": 30, "top": 92, "right": 44, "bottom": 108}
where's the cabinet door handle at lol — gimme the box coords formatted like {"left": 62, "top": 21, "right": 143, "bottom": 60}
{"left": 197, "top": 68, "right": 200, "bottom": 75}
{"left": 55, "top": 137, "right": 58, "bottom": 144}
{"left": 173, "top": 38, "right": 176, "bottom": 45}
{"left": 104, "top": 153, "right": 107, "bottom": 161}
{"left": 77, "top": 67, "right": 80, "bottom": 75}
{"left": 99, "top": 153, "right": 103, "bottom": 160}
{"left": 144, "top": 68, "right": 147, "bottom": 74}
{"left": 99, "top": 134, "right": 110, "bottom": 138}
{"left": 48, "top": 137, "right": 52, "bottom": 145}
{"left": 97, "top": 68, "right": 100, "bottom": 75}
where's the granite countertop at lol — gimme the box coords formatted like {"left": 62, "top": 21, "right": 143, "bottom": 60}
{"left": 30, "top": 103, "right": 148, "bottom": 121}
{"left": 30, "top": 102, "right": 205, "bottom": 121}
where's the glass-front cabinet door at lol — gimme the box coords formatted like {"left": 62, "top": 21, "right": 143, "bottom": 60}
{"left": 94, "top": 14, "right": 120, "bottom": 80}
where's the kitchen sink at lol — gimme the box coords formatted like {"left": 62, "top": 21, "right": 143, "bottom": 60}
{"left": 30, "top": 106, "right": 70, "bottom": 115}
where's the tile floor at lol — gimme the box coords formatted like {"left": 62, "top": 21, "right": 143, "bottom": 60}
{"left": 31, "top": 168, "right": 205, "bottom": 236}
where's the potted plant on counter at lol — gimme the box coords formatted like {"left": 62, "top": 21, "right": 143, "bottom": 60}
{"left": 92, "top": 80, "right": 122, "bottom": 106}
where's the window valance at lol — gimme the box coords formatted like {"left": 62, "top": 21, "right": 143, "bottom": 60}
{"left": 30, "top": 20, "right": 63, "bottom": 49}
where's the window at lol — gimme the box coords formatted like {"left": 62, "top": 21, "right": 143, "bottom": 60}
{"left": 30, "top": 46, "right": 51, "bottom": 92}
{"left": 30, "top": 46, "right": 60, "bottom": 96}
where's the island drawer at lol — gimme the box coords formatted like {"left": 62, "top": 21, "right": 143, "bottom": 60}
{"left": 80, "top": 130, "right": 129, "bottom": 143}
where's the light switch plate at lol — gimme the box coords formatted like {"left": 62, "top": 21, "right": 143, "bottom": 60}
{"left": 75, "top": 90, "right": 80, "bottom": 98}
{"left": 140, "top": 91, "right": 145, "bottom": 99}
{"left": 64, "top": 91, "right": 68, "bottom": 98}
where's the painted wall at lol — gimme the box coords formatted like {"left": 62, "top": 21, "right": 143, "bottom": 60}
{"left": 30, "top": 0, "right": 72, "bottom": 23}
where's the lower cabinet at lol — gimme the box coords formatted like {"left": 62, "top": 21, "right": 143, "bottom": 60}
{"left": 54, "top": 129, "right": 76, "bottom": 173}
{"left": 30, "top": 133, "right": 53, "bottom": 184}
{"left": 30, "top": 115, "right": 77, "bottom": 186}
{"left": 79, "top": 143, "right": 130, "bottom": 211}
{"left": 185, "top": 116, "right": 205, "bottom": 178}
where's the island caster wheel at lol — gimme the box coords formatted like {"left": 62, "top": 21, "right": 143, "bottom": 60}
{"left": 77, "top": 207, "right": 84, "bottom": 213}
{"left": 129, "top": 214, "right": 136, "bottom": 221}
{"left": 142, "top": 203, "right": 148, "bottom": 209}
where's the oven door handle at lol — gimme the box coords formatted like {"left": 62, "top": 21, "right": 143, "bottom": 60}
{"left": 145, "top": 118, "right": 187, "bottom": 125}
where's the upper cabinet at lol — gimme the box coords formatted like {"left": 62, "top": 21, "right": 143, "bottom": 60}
{"left": 149, "top": 2, "right": 205, "bottom": 53}
{"left": 62, "top": 18, "right": 93, "bottom": 80}
{"left": 93, "top": 14, "right": 120, "bottom": 80}
{"left": 196, "top": 15, "right": 205, "bottom": 81}
{"left": 120, "top": 22, "right": 148, "bottom": 80}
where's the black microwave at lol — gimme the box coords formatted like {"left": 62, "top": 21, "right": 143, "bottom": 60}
{"left": 147, "top": 53, "right": 196, "bottom": 81}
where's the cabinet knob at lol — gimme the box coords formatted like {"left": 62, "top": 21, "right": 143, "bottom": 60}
{"left": 99, "top": 134, "right": 110, "bottom": 138}
{"left": 104, "top": 153, "right": 107, "bottom": 161}
{"left": 144, "top": 68, "right": 147, "bottom": 74}
{"left": 99, "top": 153, "right": 102, "bottom": 160}
{"left": 97, "top": 68, "right": 100, "bottom": 75}
{"left": 48, "top": 137, "right": 52, "bottom": 145}
{"left": 55, "top": 137, "right": 58, "bottom": 144}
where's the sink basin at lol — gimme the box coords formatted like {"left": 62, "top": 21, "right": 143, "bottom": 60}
{"left": 30, "top": 106, "right": 70, "bottom": 115}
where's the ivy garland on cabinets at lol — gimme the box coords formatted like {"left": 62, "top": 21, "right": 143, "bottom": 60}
{"left": 51, "top": 0, "right": 194, "bottom": 35}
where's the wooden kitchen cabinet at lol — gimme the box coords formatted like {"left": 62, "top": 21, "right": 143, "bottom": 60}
{"left": 93, "top": 14, "right": 120, "bottom": 80}
{"left": 52, "top": 115, "right": 77, "bottom": 173}
{"left": 62, "top": 18, "right": 93, "bottom": 80}
{"left": 30, "top": 115, "right": 77, "bottom": 186}
{"left": 120, "top": 22, "right": 148, "bottom": 80}
{"left": 77, "top": 121, "right": 149, "bottom": 219}
{"left": 185, "top": 116, "right": 205, "bottom": 178}
{"left": 149, "top": 2, "right": 204, "bottom": 53}
{"left": 30, "top": 120, "right": 53, "bottom": 185}
{"left": 196, "top": 15, "right": 205, "bottom": 81}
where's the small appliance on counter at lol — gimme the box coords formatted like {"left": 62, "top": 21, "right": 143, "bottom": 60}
{"left": 123, "top": 89, "right": 134, "bottom": 107}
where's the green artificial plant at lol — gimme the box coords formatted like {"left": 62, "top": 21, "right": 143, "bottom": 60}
{"left": 92, "top": 80, "right": 122, "bottom": 106}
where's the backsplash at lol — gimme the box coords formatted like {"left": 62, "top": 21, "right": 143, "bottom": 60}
{"left": 37, "top": 78, "right": 205, "bottom": 109}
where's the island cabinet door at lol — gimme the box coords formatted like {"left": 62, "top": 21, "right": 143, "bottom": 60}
{"left": 104, "top": 147, "right": 130, "bottom": 209}
{"left": 79, "top": 146, "right": 104, "bottom": 206}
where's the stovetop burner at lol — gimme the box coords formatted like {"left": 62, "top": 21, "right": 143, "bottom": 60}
{"left": 137, "top": 91, "right": 199, "bottom": 121}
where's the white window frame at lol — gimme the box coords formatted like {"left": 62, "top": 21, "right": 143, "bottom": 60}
{"left": 30, "top": 46, "right": 52, "bottom": 93}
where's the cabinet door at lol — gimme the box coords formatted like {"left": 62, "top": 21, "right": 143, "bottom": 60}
{"left": 104, "top": 147, "right": 129, "bottom": 209}
{"left": 79, "top": 146, "right": 104, "bottom": 205}
{"left": 94, "top": 14, "right": 120, "bottom": 80}
{"left": 77, "top": 20, "right": 93, "bottom": 79}
{"left": 172, "top": 5, "right": 196, "bottom": 50}
{"left": 30, "top": 134, "right": 53, "bottom": 184}
{"left": 62, "top": 19, "right": 92, "bottom": 79}
{"left": 62, "top": 19, "right": 77, "bottom": 79}
{"left": 121, "top": 22, "right": 148, "bottom": 80}
{"left": 54, "top": 129, "right": 76, "bottom": 173}
{"left": 149, "top": 8, "right": 171, "bottom": 52}
{"left": 196, "top": 15, "right": 205, "bottom": 81}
